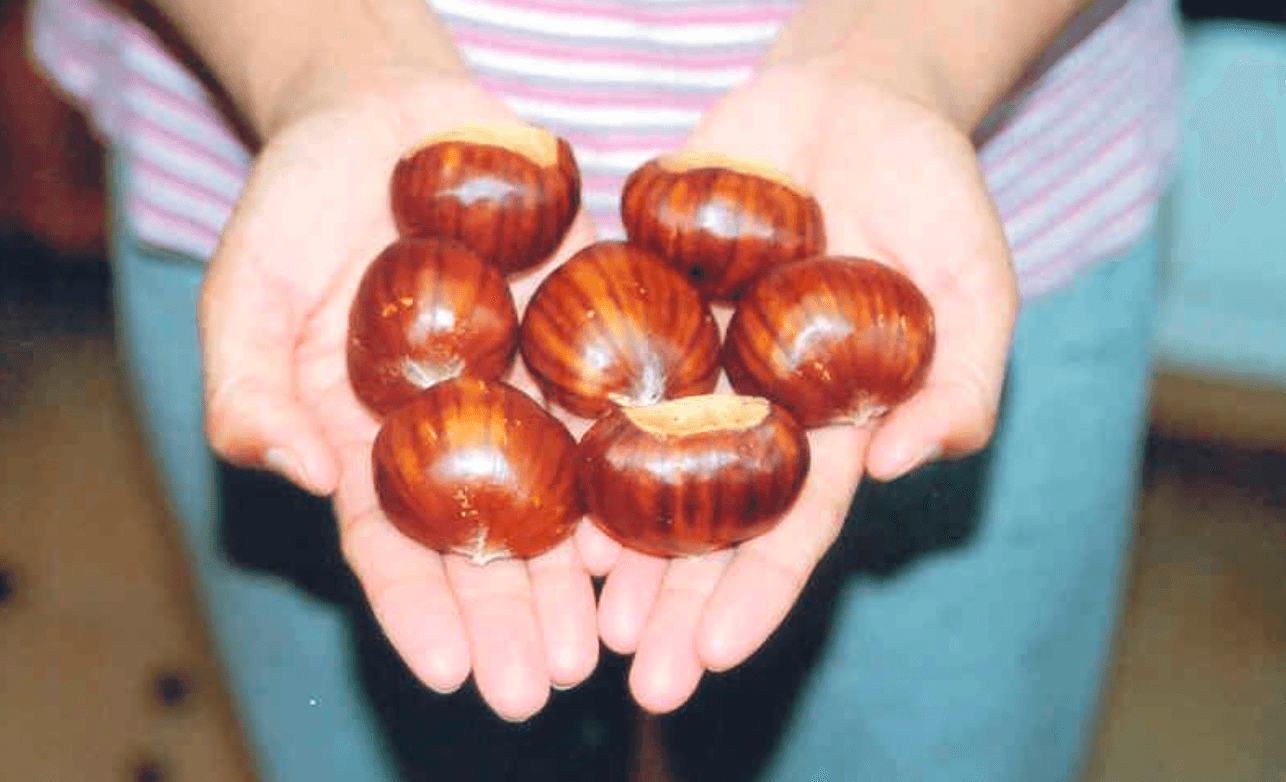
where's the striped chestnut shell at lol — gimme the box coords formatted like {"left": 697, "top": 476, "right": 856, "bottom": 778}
{"left": 620, "top": 152, "right": 826, "bottom": 301}
{"left": 579, "top": 394, "right": 809, "bottom": 558}
{"left": 390, "top": 123, "right": 581, "bottom": 276}
{"left": 519, "top": 240, "right": 721, "bottom": 419}
{"left": 346, "top": 237, "right": 519, "bottom": 418}
{"left": 723, "top": 256, "right": 935, "bottom": 429}
{"left": 372, "top": 378, "right": 582, "bottom": 564}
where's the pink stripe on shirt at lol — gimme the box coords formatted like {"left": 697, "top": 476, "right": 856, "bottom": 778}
{"left": 131, "top": 155, "right": 241, "bottom": 214}
{"left": 985, "top": 69, "right": 1146, "bottom": 190}
{"left": 981, "top": 18, "right": 1156, "bottom": 171}
{"left": 458, "top": 0, "right": 795, "bottom": 26}
{"left": 552, "top": 128, "right": 692, "bottom": 151}
{"left": 124, "top": 113, "right": 249, "bottom": 183}
{"left": 128, "top": 192, "right": 225, "bottom": 250}
{"left": 1024, "top": 180, "right": 1162, "bottom": 274}
{"left": 1018, "top": 191, "right": 1158, "bottom": 297}
{"left": 451, "top": 26, "right": 763, "bottom": 68}
{"left": 1012, "top": 156, "right": 1154, "bottom": 256}
{"left": 122, "top": 70, "right": 229, "bottom": 127}
{"left": 123, "top": 76, "right": 248, "bottom": 156}
{"left": 998, "top": 114, "right": 1146, "bottom": 219}
{"left": 475, "top": 75, "right": 726, "bottom": 108}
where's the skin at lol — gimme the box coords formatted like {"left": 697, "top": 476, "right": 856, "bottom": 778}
{"left": 154, "top": 0, "right": 1097, "bottom": 721}
{"left": 197, "top": 71, "right": 603, "bottom": 722}
{"left": 587, "top": 55, "right": 1018, "bottom": 714}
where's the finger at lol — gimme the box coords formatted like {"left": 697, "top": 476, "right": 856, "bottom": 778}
{"left": 527, "top": 539, "right": 599, "bottom": 690}
{"left": 819, "top": 141, "right": 1018, "bottom": 482}
{"left": 695, "top": 426, "right": 864, "bottom": 671}
{"left": 335, "top": 454, "right": 472, "bottom": 693}
{"left": 628, "top": 551, "right": 733, "bottom": 714}
{"left": 865, "top": 372, "right": 993, "bottom": 482}
{"left": 865, "top": 244, "right": 1017, "bottom": 481}
{"left": 596, "top": 549, "right": 668, "bottom": 655}
{"left": 576, "top": 520, "right": 622, "bottom": 577}
{"left": 680, "top": 78, "right": 826, "bottom": 180}
{"left": 445, "top": 555, "right": 551, "bottom": 722}
{"left": 199, "top": 230, "right": 338, "bottom": 495}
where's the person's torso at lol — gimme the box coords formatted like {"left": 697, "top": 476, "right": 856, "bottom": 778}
{"left": 28, "top": 0, "right": 1183, "bottom": 298}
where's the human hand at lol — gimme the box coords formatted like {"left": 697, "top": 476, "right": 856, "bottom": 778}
{"left": 197, "top": 69, "right": 602, "bottom": 721}
{"left": 581, "top": 52, "right": 1020, "bottom": 714}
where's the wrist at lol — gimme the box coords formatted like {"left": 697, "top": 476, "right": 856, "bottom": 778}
{"left": 826, "top": 30, "right": 967, "bottom": 129}
{"left": 153, "top": 0, "right": 472, "bottom": 141}
{"left": 762, "top": 13, "right": 976, "bottom": 132}
{"left": 259, "top": 55, "right": 469, "bottom": 141}
{"left": 792, "top": 0, "right": 1100, "bottom": 134}
{"left": 252, "top": 15, "right": 471, "bottom": 139}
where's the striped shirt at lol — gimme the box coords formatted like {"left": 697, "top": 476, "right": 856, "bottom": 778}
{"left": 27, "top": 0, "right": 1182, "bottom": 299}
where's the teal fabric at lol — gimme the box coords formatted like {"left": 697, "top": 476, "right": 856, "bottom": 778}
{"left": 1154, "top": 20, "right": 1286, "bottom": 384}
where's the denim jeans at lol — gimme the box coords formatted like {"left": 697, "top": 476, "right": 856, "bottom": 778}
{"left": 107, "top": 152, "right": 1159, "bottom": 782}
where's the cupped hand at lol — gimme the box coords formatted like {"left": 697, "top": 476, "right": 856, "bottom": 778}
{"left": 197, "top": 70, "right": 602, "bottom": 721}
{"left": 581, "top": 52, "right": 1021, "bottom": 714}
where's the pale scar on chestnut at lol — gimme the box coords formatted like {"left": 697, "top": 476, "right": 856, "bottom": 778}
{"left": 399, "top": 355, "right": 465, "bottom": 390}
{"left": 455, "top": 523, "right": 509, "bottom": 567}
{"left": 655, "top": 151, "right": 808, "bottom": 195}
{"left": 622, "top": 394, "right": 772, "bottom": 436}
{"left": 578, "top": 395, "right": 810, "bottom": 557}
{"left": 401, "top": 122, "right": 560, "bottom": 167}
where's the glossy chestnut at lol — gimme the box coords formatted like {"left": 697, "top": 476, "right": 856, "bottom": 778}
{"left": 390, "top": 123, "right": 581, "bottom": 275}
{"left": 372, "top": 378, "right": 582, "bottom": 564}
{"left": 579, "top": 394, "right": 809, "bottom": 557}
{"left": 519, "top": 240, "right": 721, "bottom": 419}
{"left": 347, "top": 236, "right": 519, "bottom": 417}
{"left": 722, "top": 256, "right": 935, "bottom": 428}
{"left": 620, "top": 152, "right": 826, "bottom": 301}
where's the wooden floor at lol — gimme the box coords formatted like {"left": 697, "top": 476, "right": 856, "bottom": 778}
{"left": 2, "top": 247, "right": 1284, "bottom": 781}
{"left": 0, "top": 248, "right": 257, "bottom": 782}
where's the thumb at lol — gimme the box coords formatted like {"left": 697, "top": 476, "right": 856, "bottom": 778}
{"left": 198, "top": 245, "right": 339, "bottom": 496}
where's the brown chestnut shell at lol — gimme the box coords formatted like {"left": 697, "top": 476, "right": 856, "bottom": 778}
{"left": 519, "top": 240, "right": 721, "bottom": 419}
{"left": 390, "top": 124, "right": 582, "bottom": 275}
{"left": 347, "top": 237, "right": 519, "bottom": 418}
{"left": 620, "top": 154, "right": 826, "bottom": 301}
{"left": 372, "top": 378, "right": 583, "bottom": 564}
{"left": 579, "top": 394, "right": 809, "bottom": 558}
{"left": 722, "top": 256, "right": 935, "bottom": 429}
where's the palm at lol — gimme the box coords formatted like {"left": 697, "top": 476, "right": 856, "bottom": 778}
{"left": 199, "top": 76, "right": 602, "bottom": 721}
{"left": 589, "top": 59, "right": 1018, "bottom": 713}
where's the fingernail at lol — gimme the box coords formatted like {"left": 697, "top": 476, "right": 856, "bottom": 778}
{"left": 888, "top": 443, "right": 940, "bottom": 480}
{"left": 265, "top": 448, "right": 310, "bottom": 489}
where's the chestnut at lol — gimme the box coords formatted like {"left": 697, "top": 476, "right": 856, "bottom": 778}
{"left": 347, "top": 236, "right": 519, "bottom": 417}
{"left": 620, "top": 152, "right": 826, "bottom": 301}
{"left": 722, "top": 256, "right": 935, "bottom": 428}
{"left": 390, "top": 123, "right": 582, "bottom": 275}
{"left": 519, "top": 240, "right": 721, "bottom": 419}
{"left": 579, "top": 394, "right": 809, "bottom": 558}
{"left": 372, "top": 378, "right": 583, "bottom": 564}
